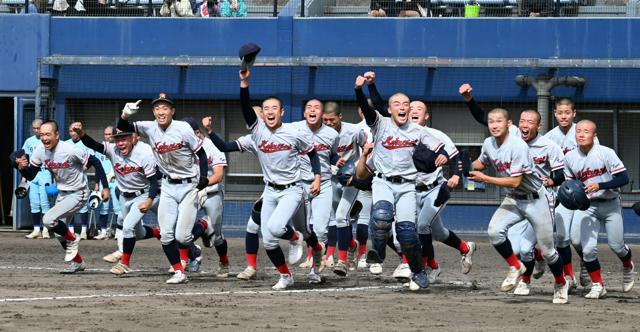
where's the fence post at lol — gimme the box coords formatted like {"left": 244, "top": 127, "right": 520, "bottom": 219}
{"left": 148, "top": 0, "right": 153, "bottom": 16}
{"left": 301, "top": 0, "right": 305, "bottom": 16}
{"left": 273, "top": 0, "right": 278, "bottom": 16}
{"left": 24, "top": 0, "right": 29, "bottom": 13}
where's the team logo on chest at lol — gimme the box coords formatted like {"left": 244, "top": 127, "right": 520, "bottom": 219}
{"left": 533, "top": 156, "right": 547, "bottom": 165}
{"left": 577, "top": 166, "right": 607, "bottom": 182}
{"left": 494, "top": 160, "right": 512, "bottom": 173}
{"left": 114, "top": 163, "right": 143, "bottom": 175}
{"left": 259, "top": 140, "right": 292, "bottom": 153}
{"left": 381, "top": 136, "right": 417, "bottom": 150}
{"left": 45, "top": 159, "right": 71, "bottom": 171}
{"left": 154, "top": 142, "right": 184, "bottom": 154}
{"left": 314, "top": 143, "right": 331, "bottom": 152}
{"left": 337, "top": 144, "right": 352, "bottom": 153}
{"left": 562, "top": 147, "right": 573, "bottom": 155}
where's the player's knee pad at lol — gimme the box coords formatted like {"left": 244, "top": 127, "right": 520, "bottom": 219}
{"left": 395, "top": 221, "right": 419, "bottom": 246}
{"left": 251, "top": 198, "right": 263, "bottom": 226}
{"left": 371, "top": 200, "right": 393, "bottom": 240}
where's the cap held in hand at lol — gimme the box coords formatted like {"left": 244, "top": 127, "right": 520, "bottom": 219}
{"left": 239, "top": 42, "right": 261, "bottom": 71}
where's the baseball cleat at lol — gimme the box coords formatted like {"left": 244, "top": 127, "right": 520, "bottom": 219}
{"left": 320, "top": 255, "right": 334, "bottom": 273}
{"left": 532, "top": 260, "right": 546, "bottom": 279}
{"left": 272, "top": 274, "right": 294, "bottom": 290}
{"left": 623, "top": 262, "right": 636, "bottom": 293}
{"left": 357, "top": 256, "right": 369, "bottom": 269}
{"left": 299, "top": 256, "right": 313, "bottom": 268}
{"left": 287, "top": 231, "right": 305, "bottom": 265}
{"left": 42, "top": 228, "right": 50, "bottom": 239}
{"left": 584, "top": 282, "right": 606, "bottom": 299}
{"left": 333, "top": 261, "right": 348, "bottom": 277}
{"left": 461, "top": 241, "right": 476, "bottom": 274}
{"left": 427, "top": 266, "right": 442, "bottom": 284}
{"left": 553, "top": 281, "right": 570, "bottom": 304}
{"left": 513, "top": 280, "right": 530, "bottom": 296}
{"left": 348, "top": 245, "right": 358, "bottom": 271}
{"left": 103, "top": 250, "right": 122, "bottom": 263}
{"left": 64, "top": 237, "right": 81, "bottom": 262}
{"left": 187, "top": 245, "right": 202, "bottom": 273}
{"left": 166, "top": 270, "right": 188, "bottom": 284}
{"left": 237, "top": 266, "right": 257, "bottom": 280}
{"left": 579, "top": 263, "right": 590, "bottom": 288}
{"left": 168, "top": 260, "right": 187, "bottom": 274}
{"left": 312, "top": 243, "right": 325, "bottom": 272}
{"left": 365, "top": 249, "right": 383, "bottom": 265}
{"left": 409, "top": 271, "right": 430, "bottom": 291}
{"left": 60, "top": 261, "right": 86, "bottom": 274}
{"left": 110, "top": 262, "right": 132, "bottom": 275}
{"left": 25, "top": 229, "right": 41, "bottom": 239}
{"left": 393, "top": 263, "right": 411, "bottom": 280}
{"left": 501, "top": 263, "right": 525, "bottom": 292}
{"left": 308, "top": 269, "right": 323, "bottom": 284}
{"left": 94, "top": 230, "right": 108, "bottom": 240}
{"left": 369, "top": 263, "right": 383, "bottom": 275}
{"left": 200, "top": 217, "right": 215, "bottom": 248}
{"left": 80, "top": 229, "right": 87, "bottom": 240}
{"left": 216, "top": 262, "right": 230, "bottom": 278}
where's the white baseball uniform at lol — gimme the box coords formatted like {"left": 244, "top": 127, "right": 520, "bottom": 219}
{"left": 199, "top": 137, "right": 227, "bottom": 246}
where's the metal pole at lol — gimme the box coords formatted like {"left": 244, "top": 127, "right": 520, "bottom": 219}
{"left": 35, "top": 59, "right": 41, "bottom": 120}
{"left": 24, "top": 0, "right": 29, "bottom": 13}
{"left": 536, "top": 88, "right": 550, "bottom": 134}
{"left": 301, "top": 0, "right": 305, "bottom": 16}
{"left": 273, "top": 0, "right": 277, "bottom": 16}
{"left": 148, "top": 0, "right": 153, "bottom": 16}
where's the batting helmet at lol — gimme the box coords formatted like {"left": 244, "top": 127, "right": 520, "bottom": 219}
{"left": 558, "top": 180, "right": 590, "bottom": 211}
{"left": 251, "top": 197, "right": 263, "bottom": 225}
{"left": 88, "top": 191, "right": 102, "bottom": 209}
{"left": 14, "top": 182, "right": 28, "bottom": 199}
{"left": 633, "top": 201, "right": 640, "bottom": 216}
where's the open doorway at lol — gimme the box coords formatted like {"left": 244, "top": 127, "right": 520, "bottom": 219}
{"left": 0, "top": 97, "right": 15, "bottom": 227}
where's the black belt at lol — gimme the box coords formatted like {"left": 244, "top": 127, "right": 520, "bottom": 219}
{"left": 376, "top": 173, "right": 412, "bottom": 184}
{"left": 591, "top": 197, "right": 615, "bottom": 202}
{"left": 416, "top": 181, "right": 441, "bottom": 192}
{"left": 122, "top": 188, "right": 146, "bottom": 199}
{"left": 163, "top": 175, "right": 196, "bottom": 184}
{"left": 508, "top": 192, "right": 539, "bottom": 200}
{"left": 267, "top": 181, "right": 298, "bottom": 190}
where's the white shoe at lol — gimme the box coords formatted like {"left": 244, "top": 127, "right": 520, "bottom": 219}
{"left": 299, "top": 256, "right": 313, "bottom": 268}
{"left": 428, "top": 266, "right": 442, "bottom": 284}
{"left": 110, "top": 262, "right": 131, "bottom": 275}
{"left": 216, "top": 262, "right": 230, "bottom": 278}
{"left": 513, "top": 280, "right": 530, "bottom": 296}
{"left": 393, "top": 263, "right": 411, "bottom": 280}
{"left": 80, "top": 229, "right": 87, "bottom": 240}
{"left": 26, "top": 229, "right": 41, "bottom": 239}
{"left": 461, "top": 241, "right": 476, "bottom": 274}
{"left": 308, "top": 269, "right": 322, "bottom": 284}
{"left": 623, "top": 263, "right": 636, "bottom": 293}
{"left": 320, "top": 255, "right": 334, "bottom": 273}
{"left": 532, "top": 260, "right": 546, "bottom": 279}
{"left": 579, "top": 263, "right": 590, "bottom": 288}
{"left": 166, "top": 270, "right": 188, "bottom": 284}
{"left": 272, "top": 274, "right": 294, "bottom": 290}
{"left": 94, "top": 230, "right": 108, "bottom": 240}
{"left": 42, "top": 228, "right": 50, "bottom": 239}
{"left": 553, "top": 281, "right": 570, "bottom": 304}
{"left": 103, "top": 250, "right": 122, "bottom": 263}
{"left": 369, "top": 263, "right": 383, "bottom": 275}
{"left": 287, "top": 231, "right": 305, "bottom": 265}
{"left": 64, "top": 237, "right": 81, "bottom": 262}
{"left": 168, "top": 260, "right": 187, "bottom": 274}
{"left": 237, "top": 266, "right": 257, "bottom": 280}
{"left": 60, "top": 261, "right": 86, "bottom": 274}
{"left": 501, "top": 263, "right": 525, "bottom": 292}
{"left": 357, "top": 256, "right": 369, "bottom": 269}
{"left": 585, "top": 282, "right": 606, "bottom": 299}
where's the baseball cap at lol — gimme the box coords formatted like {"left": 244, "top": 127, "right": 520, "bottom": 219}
{"left": 412, "top": 143, "right": 438, "bottom": 174}
{"left": 152, "top": 92, "right": 175, "bottom": 108}
{"left": 180, "top": 117, "right": 200, "bottom": 131}
{"left": 239, "top": 42, "right": 261, "bottom": 71}
{"left": 111, "top": 126, "right": 133, "bottom": 138}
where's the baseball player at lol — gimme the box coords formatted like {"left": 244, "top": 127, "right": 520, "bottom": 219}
{"left": 71, "top": 123, "right": 163, "bottom": 275}
{"left": 93, "top": 125, "right": 121, "bottom": 240}
{"left": 469, "top": 108, "right": 569, "bottom": 304}
{"left": 183, "top": 117, "right": 230, "bottom": 277}
{"left": 354, "top": 74, "right": 447, "bottom": 291}
{"left": 205, "top": 69, "right": 324, "bottom": 289}
{"left": 14, "top": 120, "right": 110, "bottom": 273}
{"left": 564, "top": 120, "right": 634, "bottom": 299}
{"left": 353, "top": 105, "right": 375, "bottom": 270}
{"left": 319, "top": 102, "right": 367, "bottom": 276}
{"left": 408, "top": 100, "right": 477, "bottom": 283}
{"left": 66, "top": 124, "right": 95, "bottom": 239}
{"left": 22, "top": 119, "right": 52, "bottom": 239}
{"left": 117, "top": 93, "right": 210, "bottom": 284}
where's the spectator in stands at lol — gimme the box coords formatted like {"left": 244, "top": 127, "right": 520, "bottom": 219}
{"left": 369, "top": 0, "right": 428, "bottom": 17}
{"left": 19, "top": 0, "right": 39, "bottom": 13}
{"left": 52, "top": 0, "right": 69, "bottom": 12}
{"left": 196, "top": 0, "right": 220, "bottom": 16}
{"left": 520, "top": 0, "right": 554, "bottom": 16}
{"left": 219, "top": 0, "right": 247, "bottom": 17}
{"left": 160, "top": 0, "right": 195, "bottom": 16}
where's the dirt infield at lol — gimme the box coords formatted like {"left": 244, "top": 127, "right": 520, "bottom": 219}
{"left": 0, "top": 233, "right": 639, "bottom": 331}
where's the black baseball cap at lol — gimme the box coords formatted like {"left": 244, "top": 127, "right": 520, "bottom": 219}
{"left": 180, "top": 117, "right": 200, "bottom": 131}
{"left": 112, "top": 126, "right": 133, "bottom": 138}
{"left": 239, "top": 42, "right": 261, "bottom": 71}
{"left": 152, "top": 92, "right": 175, "bottom": 108}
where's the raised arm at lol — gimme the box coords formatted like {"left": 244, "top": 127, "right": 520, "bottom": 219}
{"left": 71, "top": 122, "right": 106, "bottom": 154}
{"left": 355, "top": 76, "right": 377, "bottom": 126}
{"left": 202, "top": 116, "right": 241, "bottom": 152}
{"left": 364, "top": 71, "right": 389, "bottom": 117}
{"left": 459, "top": 83, "right": 488, "bottom": 126}
{"left": 239, "top": 70, "right": 258, "bottom": 128}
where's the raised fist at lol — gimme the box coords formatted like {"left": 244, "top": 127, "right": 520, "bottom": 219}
{"left": 122, "top": 100, "right": 142, "bottom": 120}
